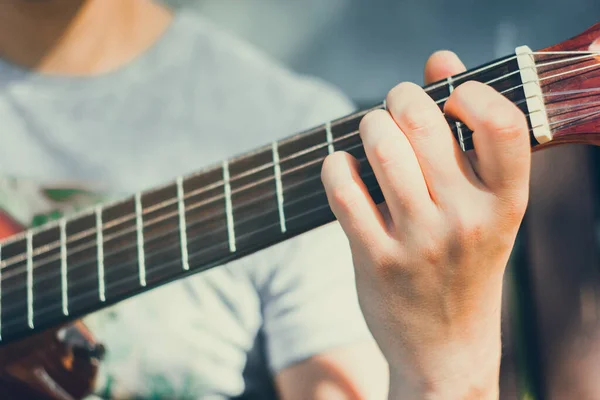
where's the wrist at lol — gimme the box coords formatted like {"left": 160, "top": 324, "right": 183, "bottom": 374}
{"left": 388, "top": 359, "right": 500, "bottom": 400}
{"left": 387, "top": 321, "right": 502, "bottom": 399}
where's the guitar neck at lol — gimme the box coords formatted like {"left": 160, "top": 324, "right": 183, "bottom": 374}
{"left": 0, "top": 51, "right": 539, "bottom": 345}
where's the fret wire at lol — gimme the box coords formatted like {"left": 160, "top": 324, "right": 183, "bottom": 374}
{"left": 0, "top": 52, "right": 556, "bottom": 340}
{"left": 0, "top": 56, "right": 532, "bottom": 280}
{"left": 135, "top": 192, "right": 147, "bottom": 287}
{"left": 446, "top": 76, "right": 466, "bottom": 151}
{"left": 272, "top": 142, "right": 287, "bottom": 233}
{"left": 26, "top": 230, "right": 33, "bottom": 329}
{"left": 0, "top": 54, "right": 521, "bottom": 253}
{"left": 0, "top": 120, "right": 486, "bottom": 293}
{"left": 5, "top": 62, "right": 580, "bottom": 340}
{"left": 59, "top": 218, "right": 69, "bottom": 315}
{"left": 2, "top": 166, "right": 384, "bottom": 330}
{"left": 0, "top": 97, "right": 498, "bottom": 270}
{"left": 0, "top": 99, "right": 538, "bottom": 292}
{"left": 325, "top": 121, "right": 334, "bottom": 155}
{"left": 95, "top": 206, "right": 106, "bottom": 302}
{"left": 6, "top": 107, "right": 562, "bottom": 323}
{"left": 177, "top": 176, "right": 190, "bottom": 271}
{"left": 223, "top": 161, "right": 237, "bottom": 253}
{"left": 0, "top": 161, "right": 375, "bottom": 324}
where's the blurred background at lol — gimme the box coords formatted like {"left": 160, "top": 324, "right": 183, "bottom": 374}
{"left": 155, "top": 1, "right": 600, "bottom": 399}
{"left": 159, "top": 0, "right": 600, "bottom": 106}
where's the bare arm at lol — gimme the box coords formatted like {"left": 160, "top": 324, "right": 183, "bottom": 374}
{"left": 276, "top": 340, "right": 388, "bottom": 400}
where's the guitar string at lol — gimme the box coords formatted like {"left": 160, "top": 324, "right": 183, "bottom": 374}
{"left": 1, "top": 53, "right": 598, "bottom": 279}
{"left": 434, "top": 54, "right": 600, "bottom": 105}
{"left": 0, "top": 177, "right": 381, "bottom": 331}
{"left": 7, "top": 93, "right": 599, "bottom": 280}
{"left": 0, "top": 96, "right": 546, "bottom": 274}
{"left": 550, "top": 108, "right": 600, "bottom": 132}
{"left": 0, "top": 55, "right": 595, "bottom": 270}
{"left": 1, "top": 51, "right": 595, "bottom": 259}
{"left": 16, "top": 156, "right": 378, "bottom": 309}
{"left": 4, "top": 98, "right": 600, "bottom": 329}
{"left": 421, "top": 50, "right": 599, "bottom": 91}
{"left": 1, "top": 51, "right": 590, "bottom": 254}
{"left": 11, "top": 96, "right": 600, "bottom": 303}
{"left": 2, "top": 106, "right": 599, "bottom": 307}
{"left": 0, "top": 52, "right": 598, "bottom": 273}
{"left": 1, "top": 52, "right": 600, "bottom": 328}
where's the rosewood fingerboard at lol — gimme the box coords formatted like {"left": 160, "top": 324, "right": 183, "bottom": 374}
{"left": 0, "top": 53, "right": 532, "bottom": 345}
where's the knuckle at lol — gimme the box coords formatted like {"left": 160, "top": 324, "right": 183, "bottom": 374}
{"left": 371, "top": 244, "right": 396, "bottom": 271}
{"left": 418, "top": 236, "right": 445, "bottom": 265}
{"left": 387, "top": 84, "right": 443, "bottom": 135}
{"left": 396, "top": 102, "right": 437, "bottom": 134}
{"left": 412, "top": 219, "right": 448, "bottom": 265}
{"left": 329, "top": 182, "right": 361, "bottom": 215}
{"left": 372, "top": 247, "right": 409, "bottom": 280}
{"left": 452, "top": 212, "right": 486, "bottom": 246}
{"left": 481, "top": 103, "right": 528, "bottom": 141}
{"left": 371, "top": 138, "right": 398, "bottom": 169}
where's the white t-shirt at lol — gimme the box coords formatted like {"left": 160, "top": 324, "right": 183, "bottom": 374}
{"left": 0, "top": 11, "right": 372, "bottom": 399}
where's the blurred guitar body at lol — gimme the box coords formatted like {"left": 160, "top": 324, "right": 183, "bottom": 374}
{"left": 0, "top": 212, "right": 100, "bottom": 400}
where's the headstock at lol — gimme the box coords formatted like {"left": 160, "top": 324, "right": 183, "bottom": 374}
{"left": 534, "top": 23, "right": 600, "bottom": 149}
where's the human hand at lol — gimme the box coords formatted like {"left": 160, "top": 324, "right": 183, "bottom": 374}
{"left": 321, "top": 51, "right": 531, "bottom": 399}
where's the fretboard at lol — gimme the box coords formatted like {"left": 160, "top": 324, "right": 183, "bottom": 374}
{"left": 0, "top": 51, "right": 539, "bottom": 345}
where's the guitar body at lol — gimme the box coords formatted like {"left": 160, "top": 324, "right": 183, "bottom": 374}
{"left": 0, "top": 211, "right": 101, "bottom": 400}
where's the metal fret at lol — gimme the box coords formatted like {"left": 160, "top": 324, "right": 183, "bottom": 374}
{"left": 135, "top": 192, "right": 147, "bottom": 287}
{"left": 223, "top": 161, "right": 236, "bottom": 252}
{"left": 26, "top": 230, "right": 33, "bottom": 329}
{"left": 272, "top": 142, "right": 287, "bottom": 233}
{"left": 59, "top": 218, "right": 69, "bottom": 315}
{"left": 325, "top": 121, "right": 334, "bottom": 155}
{"left": 176, "top": 176, "right": 190, "bottom": 271}
{"left": 95, "top": 206, "right": 106, "bottom": 301}
{"left": 447, "top": 76, "right": 466, "bottom": 151}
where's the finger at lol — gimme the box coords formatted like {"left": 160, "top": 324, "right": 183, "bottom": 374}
{"left": 359, "top": 109, "right": 433, "bottom": 220}
{"left": 386, "top": 82, "right": 470, "bottom": 203}
{"left": 444, "top": 81, "right": 531, "bottom": 196}
{"left": 424, "top": 50, "right": 467, "bottom": 85}
{"left": 321, "top": 151, "right": 390, "bottom": 248}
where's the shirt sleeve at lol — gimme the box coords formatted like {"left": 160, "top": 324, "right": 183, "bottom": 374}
{"left": 250, "top": 79, "right": 375, "bottom": 373}
{"left": 255, "top": 223, "right": 373, "bottom": 373}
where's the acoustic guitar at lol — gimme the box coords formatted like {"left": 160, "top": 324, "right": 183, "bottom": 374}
{"left": 1, "top": 22, "right": 600, "bottom": 399}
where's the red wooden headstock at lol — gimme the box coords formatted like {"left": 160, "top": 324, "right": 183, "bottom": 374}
{"left": 534, "top": 23, "right": 600, "bottom": 149}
